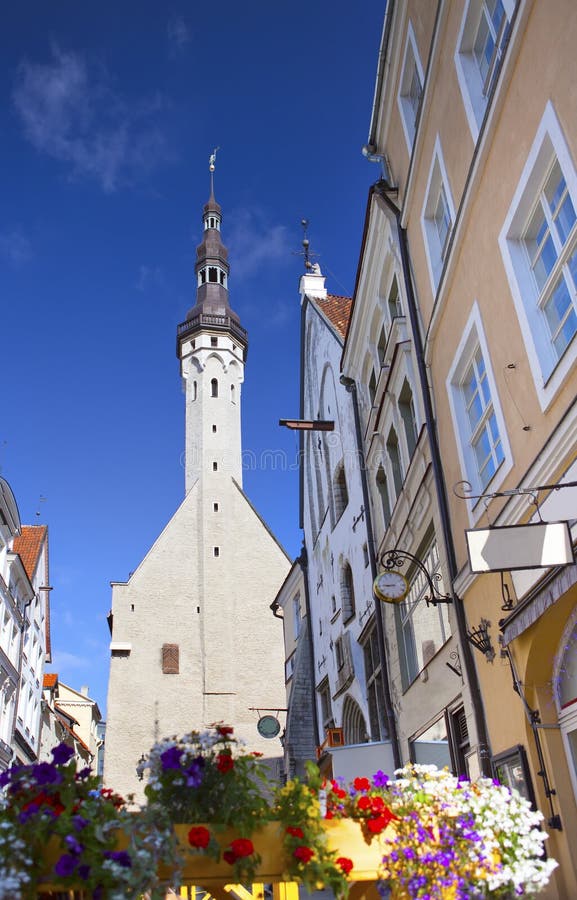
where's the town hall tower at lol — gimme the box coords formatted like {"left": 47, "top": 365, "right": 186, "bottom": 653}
{"left": 104, "top": 158, "right": 290, "bottom": 800}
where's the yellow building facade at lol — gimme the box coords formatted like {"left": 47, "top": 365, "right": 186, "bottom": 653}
{"left": 364, "top": 1, "right": 577, "bottom": 895}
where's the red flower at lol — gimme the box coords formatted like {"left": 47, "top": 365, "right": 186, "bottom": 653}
{"left": 188, "top": 826, "right": 211, "bottom": 848}
{"left": 286, "top": 826, "right": 304, "bottom": 839}
{"left": 366, "top": 807, "right": 397, "bottom": 834}
{"left": 228, "top": 838, "right": 254, "bottom": 859}
{"left": 217, "top": 753, "right": 234, "bottom": 773}
{"left": 218, "top": 726, "right": 234, "bottom": 736}
{"left": 353, "top": 777, "right": 371, "bottom": 792}
{"left": 357, "top": 795, "right": 371, "bottom": 811}
{"left": 223, "top": 849, "right": 237, "bottom": 865}
{"left": 293, "top": 846, "right": 314, "bottom": 864}
{"left": 336, "top": 857, "right": 354, "bottom": 875}
{"left": 324, "top": 809, "right": 334, "bottom": 819}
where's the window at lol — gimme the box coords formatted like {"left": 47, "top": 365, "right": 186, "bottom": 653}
{"left": 335, "top": 636, "right": 345, "bottom": 671}
{"left": 462, "top": 348, "right": 504, "bottom": 488}
{"left": 368, "top": 370, "right": 377, "bottom": 406}
{"left": 447, "top": 303, "right": 511, "bottom": 498}
{"left": 162, "top": 644, "right": 179, "bottom": 674}
{"left": 500, "top": 106, "right": 577, "bottom": 404}
{"left": 386, "top": 427, "right": 403, "bottom": 498}
{"left": 376, "top": 465, "right": 392, "bottom": 530}
{"left": 208, "top": 267, "right": 218, "bottom": 283}
{"left": 397, "top": 538, "right": 451, "bottom": 688}
{"left": 231, "top": 384, "right": 235, "bottom": 403}
{"left": 399, "top": 379, "right": 418, "bottom": 458}
{"left": 211, "top": 378, "right": 218, "bottom": 398}
{"left": 212, "top": 424, "right": 217, "bottom": 433}
{"left": 362, "top": 623, "right": 388, "bottom": 741}
{"left": 213, "top": 461, "right": 218, "bottom": 471}
{"left": 193, "top": 381, "right": 197, "bottom": 401}
{"left": 363, "top": 543, "right": 370, "bottom": 568}
{"left": 211, "top": 336, "right": 218, "bottom": 347}
{"left": 397, "top": 22, "right": 424, "bottom": 151}
{"left": 333, "top": 463, "right": 349, "bottom": 521}
{"left": 292, "top": 594, "right": 301, "bottom": 639}
{"left": 387, "top": 276, "right": 402, "bottom": 323}
{"left": 317, "top": 678, "right": 334, "bottom": 731}
{"left": 410, "top": 715, "right": 451, "bottom": 768}
{"left": 422, "top": 140, "right": 455, "bottom": 292}
{"left": 340, "top": 563, "right": 355, "bottom": 622}
{"left": 213, "top": 547, "right": 220, "bottom": 557}
{"left": 455, "top": 0, "right": 516, "bottom": 137}
{"left": 213, "top": 502, "right": 219, "bottom": 512}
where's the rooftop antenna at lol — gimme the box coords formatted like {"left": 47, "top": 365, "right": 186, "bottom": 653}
{"left": 294, "top": 219, "right": 320, "bottom": 272}
{"left": 36, "top": 495, "right": 47, "bottom": 518}
{"left": 209, "top": 146, "right": 219, "bottom": 196}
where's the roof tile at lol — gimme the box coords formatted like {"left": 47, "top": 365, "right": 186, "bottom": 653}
{"left": 315, "top": 293, "right": 352, "bottom": 338}
{"left": 13, "top": 525, "right": 47, "bottom": 581}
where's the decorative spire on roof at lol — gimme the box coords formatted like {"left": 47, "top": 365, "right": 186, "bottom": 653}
{"left": 177, "top": 148, "right": 247, "bottom": 355}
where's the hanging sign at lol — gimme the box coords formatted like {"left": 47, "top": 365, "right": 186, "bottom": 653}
{"left": 257, "top": 715, "right": 281, "bottom": 739}
{"left": 465, "top": 521, "right": 574, "bottom": 573}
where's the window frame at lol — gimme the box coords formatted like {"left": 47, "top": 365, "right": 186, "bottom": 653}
{"left": 454, "top": 0, "right": 516, "bottom": 139}
{"left": 397, "top": 21, "right": 425, "bottom": 152}
{"left": 446, "top": 303, "right": 512, "bottom": 517}
{"left": 499, "top": 102, "right": 577, "bottom": 409}
{"left": 421, "top": 138, "right": 456, "bottom": 294}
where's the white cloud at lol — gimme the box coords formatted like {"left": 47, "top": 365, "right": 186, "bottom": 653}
{"left": 136, "top": 264, "right": 167, "bottom": 292}
{"left": 50, "top": 648, "right": 88, "bottom": 670}
{"left": 226, "top": 208, "right": 291, "bottom": 280}
{"left": 0, "top": 228, "right": 32, "bottom": 266}
{"left": 13, "top": 46, "right": 172, "bottom": 192}
{"left": 167, "top": 15, "right": 191, "bottom": 56}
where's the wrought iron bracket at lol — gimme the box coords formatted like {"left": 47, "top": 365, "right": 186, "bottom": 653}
{"left": 379, "top": 549, "right": 452, "bottom": 606}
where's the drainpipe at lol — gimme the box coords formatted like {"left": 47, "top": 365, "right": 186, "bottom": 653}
{"left": 374, "top": 180, "right": 492, "bottom": 777}
{"left": 340, "top": 374, "right": 401, "bottom": 770}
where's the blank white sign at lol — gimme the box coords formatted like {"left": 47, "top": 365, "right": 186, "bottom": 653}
{"left": 466, "top": 522, "right": 574, "bottom": 573}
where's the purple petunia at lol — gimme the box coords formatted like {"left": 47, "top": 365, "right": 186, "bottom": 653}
{"left": 72, "top": 814, "right": 89, "bottom": 831}
{"left": 51, "top": 743, "right": 75, "bottom": 765}
{"left": 78, "top": 864, "right": 91, "bottom": 881}
{"left": 54, "top": 854, "right": 78, "bottom": 878}
{"left": 104, "top": 850, "right": 132, "bottom": 868}
{"left": 65, "top": 835, "right": 84, "bottom": 855}
{"left": 373, "top": 769, "right": 390, "bottom": 787}
{"left": 33, "top": 762, "right": 63, "bottom": 786}
{"left": 160, "top": 746, "right": 182, "bottom": 770}
{"left": 185, "top": 755, "right": 205, "bottom": 787}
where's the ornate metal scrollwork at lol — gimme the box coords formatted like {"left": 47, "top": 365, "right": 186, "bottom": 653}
{"left": 378, "top": 549, "right": 452, "bottom": 606}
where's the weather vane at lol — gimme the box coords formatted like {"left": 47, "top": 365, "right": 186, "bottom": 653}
{"left": 295, "top": 219, "right": 320, "bottom": 273}
{"left": 209, "top": 146, "right": 220, "bottom": 195}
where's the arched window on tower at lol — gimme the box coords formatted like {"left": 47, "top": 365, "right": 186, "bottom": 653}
{"left": 231, "top": 384, "right": 235, "bottom": 403}
{"left": 341, "top": 563, "right": 355, "bottom": 622}
{"left": 200, "top": 269, "right": 206, "bottom": 284}
{"left": 333, "top": 462, "right": 349, "bottom": 521}
{"left": 211, "top": 378, "right": 218, "bottom": 398}
{"left": 208, "top": 267, "right": 218, "bottom": 283}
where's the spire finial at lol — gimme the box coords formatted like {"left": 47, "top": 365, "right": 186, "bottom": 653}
{"left": 296, "top": 219, "right": 320, "bottom": 273}
{"left": 209, "top": 146, "right": 219, "bottom": 197}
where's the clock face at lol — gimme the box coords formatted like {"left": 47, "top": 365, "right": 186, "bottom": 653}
{"left": 374, "top": 570, "right": 408, "bottom": 603}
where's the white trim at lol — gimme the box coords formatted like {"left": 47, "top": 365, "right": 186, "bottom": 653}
{"left": 109, "top": 642, "right": 132, "bottom": 652}
{"left": 499, "top": 101, "right": 577, "bottom": 410}
{"left": 446, "top": 302, "right": 513, "bottom": 524}
{"left": 454, "top": 0, "right": 516, "bottom": 142}
{"left": 396, "top": 21, "right": 425, "bottom": 154}
{"left": 421, "top": 136, "right": 456, "bottom": 295}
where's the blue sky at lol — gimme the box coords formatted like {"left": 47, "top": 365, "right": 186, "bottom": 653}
{"left": 1, "top": 2, "right": 384, "bottom": 715}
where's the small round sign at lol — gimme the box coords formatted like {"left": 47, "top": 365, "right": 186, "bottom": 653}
{"left": 257, "top": 715, "right": 281, "bottom": 739}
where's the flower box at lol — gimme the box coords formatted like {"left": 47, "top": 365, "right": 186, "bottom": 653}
{"left": 37, "top": 820, "right": 388, "bottom": 891}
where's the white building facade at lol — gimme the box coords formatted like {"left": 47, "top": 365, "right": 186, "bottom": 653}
{"left": 105, "top": 174, "right": 290, "bottom": 800}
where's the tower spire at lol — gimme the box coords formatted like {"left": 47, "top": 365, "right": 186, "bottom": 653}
{"left": 209, "top": 146, "right": 219, "bottom": 199}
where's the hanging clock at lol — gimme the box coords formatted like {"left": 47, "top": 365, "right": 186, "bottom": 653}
{"left": 374, "top": 570, "right": 409, "bottom": 603}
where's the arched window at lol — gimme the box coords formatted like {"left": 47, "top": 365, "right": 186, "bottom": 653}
{"left": 342, "top": 695, "right": 368, "bottom": 745}
{"left": 341, "top": 563, "right": 355, "bottom": 621}
{"left": 376, "top": 465, "right": 391, "bottom": 529}
{"left": 369, "top": 370, "right": 377, "bottom": 405}
{"left": 230, "top": 384, "right": 235, "bottom": 403}
{"left": 387, "top": 427, "right": 404, "bottom": 497}
{"left": 555, "top": 613, "right": 577, "bottom": 800}
{"left": 193, "top": 381, "right": 198, "bottom": 401}
{"left": 208, "top": 267, "right": 218, "bottom": 283}
{"left": 333, "top": 463, "right": 349, "bottom": 521}
{"left": 211, "top": 378, "right": 218, "bottom": 398}
{"left": 399, "top": 379, "right": 418, "bottom": 458}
